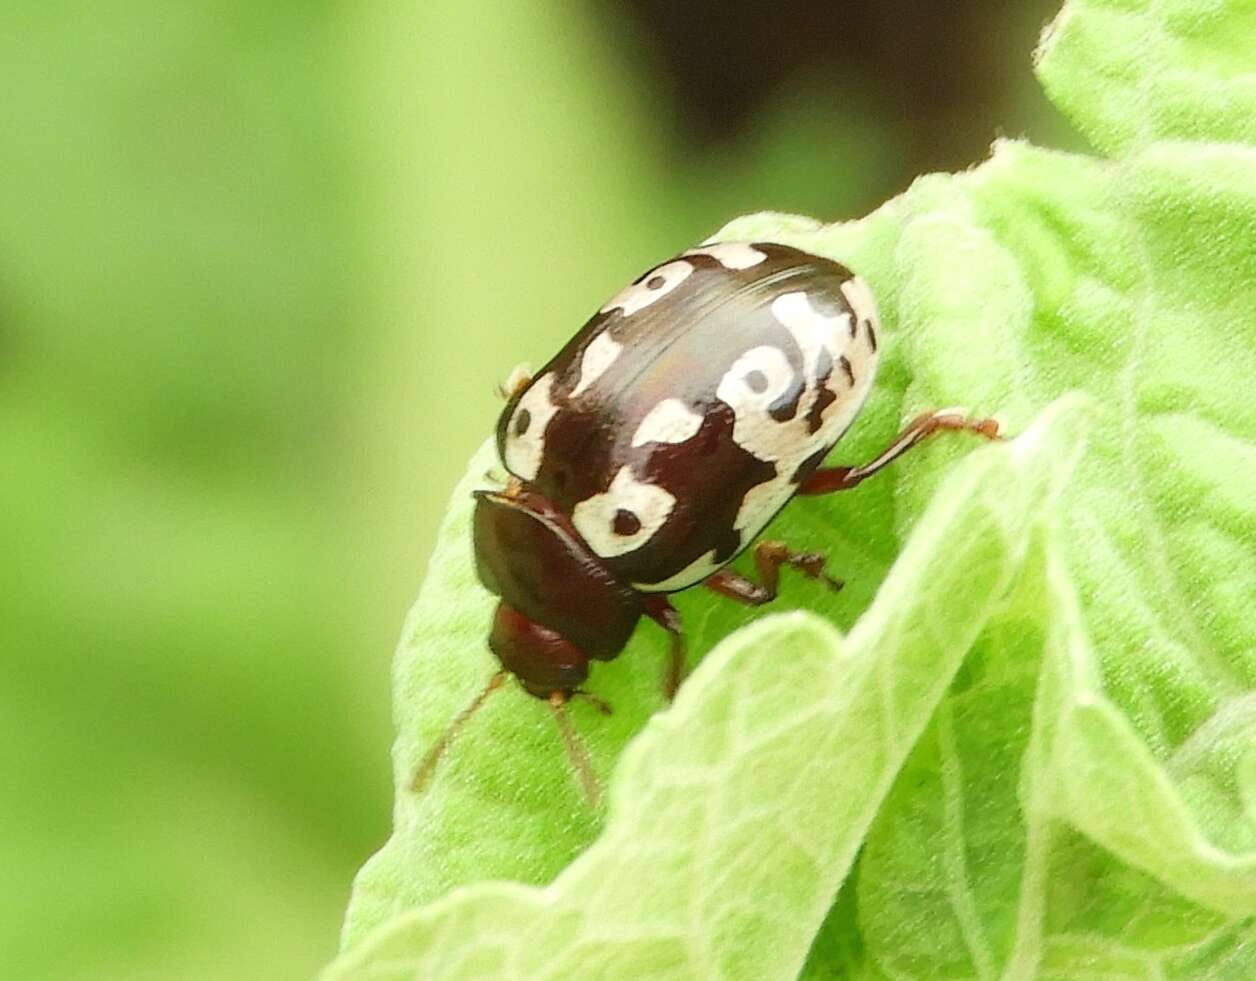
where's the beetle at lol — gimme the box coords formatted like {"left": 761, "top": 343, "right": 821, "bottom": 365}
{"left": 413, "top": 241, "right": 1000, "bottom": 800}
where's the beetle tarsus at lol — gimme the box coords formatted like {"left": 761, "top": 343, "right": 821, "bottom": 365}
{"left": 704, "top": 540, "right": 842, "bottom": 607}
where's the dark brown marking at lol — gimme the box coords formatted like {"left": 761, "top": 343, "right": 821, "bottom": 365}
{"left": 866, "top": 321, "right": 878, "bottom": 352}
{"left": 768, "top": 370, "right": 805, "bottom": 422}
{"left": 791, "top": 444, "right": 831, "bottom": 483}
{"left": 514, "top": 408, "right": 532, "bottom": 436}
{"left": 806, "top": 347, "right": 836, "bottom": 434}
{"left": 838, "top": 355, "right": 855, "bottom": 387}
{"left": 646, "top": 275, "right": 665, "bottom": 290}
{"left": 613, "top": 509, "right": 641, "bottom": 536}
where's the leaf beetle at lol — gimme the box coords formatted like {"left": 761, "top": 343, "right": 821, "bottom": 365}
{"left": 414, "top": 241, "right": 999, "bottom": 800}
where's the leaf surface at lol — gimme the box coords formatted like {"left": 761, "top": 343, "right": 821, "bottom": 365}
{"left": 327, "top": 403, "right": 1087, "bottom": 979}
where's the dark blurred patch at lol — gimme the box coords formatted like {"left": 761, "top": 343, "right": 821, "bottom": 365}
{"left": 605, "top": 0, "right": 1063, "bottom": 180}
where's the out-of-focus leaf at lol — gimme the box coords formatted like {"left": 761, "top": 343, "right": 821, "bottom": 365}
{"left": 1035, "top": 0, "right": 1256, "bottom": 155}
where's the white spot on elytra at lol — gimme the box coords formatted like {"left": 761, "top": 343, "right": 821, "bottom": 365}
{"left": 572, "top": 466, "right": 675, "bottom": 559}
{"left": 634, "top": 548, "right": 724, "bottom": 593}
{"left": 503, "top": 374, "right": 560, "bottom": 481}
{"left": 771, "top": 290, "right": 852, "bottom": 349}
{"left": 716, "top": 345, "right": 798, "bottom": 463}
{"left": 631, "top": 398, "right": 704, "bottom": 447}
{"left": 719, "top": 289, "right": 879, "bottom": 539}
{"left": 600, "top": 260, "right": 694, "bottom": 317}
{"left": 569, "top": 331, "right": 623, "bottom": 398}
{"left": 840, "top": 276, "right": 880, "bottom": 341}
{"left": 682, "top": 242, "right": 767, "bottom": 270}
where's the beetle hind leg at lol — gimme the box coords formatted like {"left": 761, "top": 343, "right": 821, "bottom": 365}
{"left": 798, "top": 408, "right": 1002, "bottom": 495}
{"left": 705, "top": 540, "right": 844, "bottom": 607}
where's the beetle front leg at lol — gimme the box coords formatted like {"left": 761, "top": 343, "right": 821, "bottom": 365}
{"left": 643, "top": 595, "right": 686, "bottom": 700}
{"left": 496, "top": 362, "right": 533, "bottom": 401}
{"left": 705, "top": 540, "right": 844, "bottom": 607}
{"left": 799, "top": 408, "right": 1002, "bottom": 495}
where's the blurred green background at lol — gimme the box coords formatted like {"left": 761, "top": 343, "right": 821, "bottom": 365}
{"left": 0, "top": 1, "right": 1073, "bottom": 977}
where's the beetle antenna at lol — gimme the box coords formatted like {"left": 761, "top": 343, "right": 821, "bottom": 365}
{"left": 572, "top": 689, "right": 613, "bottom": 715}
{"left": 410, "top": 671, "right": 508, "bottom": 793}
{"left": 548, "top": 692, "right": 601, "bottom": 808}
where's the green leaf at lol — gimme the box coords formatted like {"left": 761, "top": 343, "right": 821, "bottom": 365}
{"left": 1035, "top": 0, "right": 1256, "bottom": 155}
{"left": 334, "top": 0, "right": 1256, "bottom": 976}
{"left": 325, "top": 400, "right": 1088, "bottom": 980}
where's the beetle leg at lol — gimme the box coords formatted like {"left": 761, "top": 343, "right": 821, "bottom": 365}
{"left": 643, "top": 595, "right": 685, "bottom": 700}
{"left": 798, "top": 408, "right": 1002, "bottom": 495}
{"left": 705, "top": 540, "right": 844, "bottom": 607}
{"left": 496, "top": 362, "right": 533, "bottom": 401}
